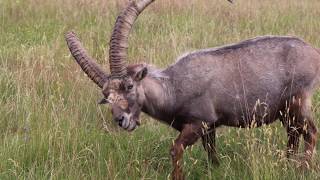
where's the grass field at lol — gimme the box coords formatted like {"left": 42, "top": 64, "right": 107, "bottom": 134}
{"left": 1, "top": 0, "right": 320, "bottom": 179}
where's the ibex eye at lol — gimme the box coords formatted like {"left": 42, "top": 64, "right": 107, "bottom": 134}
{"left": 127, "top": 85, "right": 133, "bottom": 90}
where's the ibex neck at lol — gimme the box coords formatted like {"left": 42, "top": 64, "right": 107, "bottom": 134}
{"left": 140, "top": 73, "right": 175, "bottom": 121}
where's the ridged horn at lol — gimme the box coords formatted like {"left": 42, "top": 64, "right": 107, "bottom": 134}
{"left": 65, "top": 31, "right": 109, "bottom": 88}
{"left": 109, "top": 0, "right": 155, "bottom": 78}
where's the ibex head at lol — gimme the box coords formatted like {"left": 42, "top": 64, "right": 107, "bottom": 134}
{"left": 65, "top": 0, "right": 154, "bottom": 131}
{"left": 99, "top": 63, "right": 148, "bottom": 131}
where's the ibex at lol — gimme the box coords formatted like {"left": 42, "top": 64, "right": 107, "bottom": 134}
{"left": 65, "top": 0, "right": 319, "bottom": 179}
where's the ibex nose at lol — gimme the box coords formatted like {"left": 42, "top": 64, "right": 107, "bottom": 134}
{"left": 115, "top": 116, "right": 125, "bottom": 126}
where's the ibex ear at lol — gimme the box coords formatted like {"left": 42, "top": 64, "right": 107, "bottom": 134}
{"left": 131, "top": 64, "right": 148, "bottom": 81}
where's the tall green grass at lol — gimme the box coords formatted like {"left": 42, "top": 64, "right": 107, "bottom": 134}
{"left": 0, "top": 0, "right": 320, "bottom": 179}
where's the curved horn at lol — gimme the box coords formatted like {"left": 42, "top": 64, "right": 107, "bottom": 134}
{"left": 65, "top": 31, "right": 109, "bottom": 88}
{"left": 109, "top": 0, "right": 155, "bottom": 78}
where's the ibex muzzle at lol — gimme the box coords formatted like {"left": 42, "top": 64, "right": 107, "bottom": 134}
{"left": 66, "top": 0, "right": 319, "bottom": 179}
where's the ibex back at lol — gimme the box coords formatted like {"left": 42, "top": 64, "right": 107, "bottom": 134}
{"left": 65, "top": 0, "right": 319, "bottom": 179}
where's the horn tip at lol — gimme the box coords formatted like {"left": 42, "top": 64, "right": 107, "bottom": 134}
{"left": 65, "top": 30, "right": 77, "bottom": 39}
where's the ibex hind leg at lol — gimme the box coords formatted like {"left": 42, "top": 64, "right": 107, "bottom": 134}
{"left": 302, "top": 116, "right": 317, "bottom": 168}
{"left": 295, "top": 93, "right": 317, "bottom": 166}
{"left": 282, "top": 92, "right": 318, "bottom": 166}
{"left": 280, "top": 112, "right": 301, "bottom": 158}
{"left": 299, "top": 95, "right": 317, "bottom": 166}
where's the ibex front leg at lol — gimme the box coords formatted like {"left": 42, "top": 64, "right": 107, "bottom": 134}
{"left": 170, "top": 124, "right": 201, "bottom": 180}
{"left": 202, "top": 129, "right": 219, "bottom": 165}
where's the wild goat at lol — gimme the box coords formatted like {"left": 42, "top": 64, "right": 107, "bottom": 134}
{"left": 65, "top": 0, "right": 319, "bottom": 179}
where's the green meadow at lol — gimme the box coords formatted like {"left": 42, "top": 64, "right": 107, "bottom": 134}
{"left": 0, "top": 0, "right": 320, "bottom": 179}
